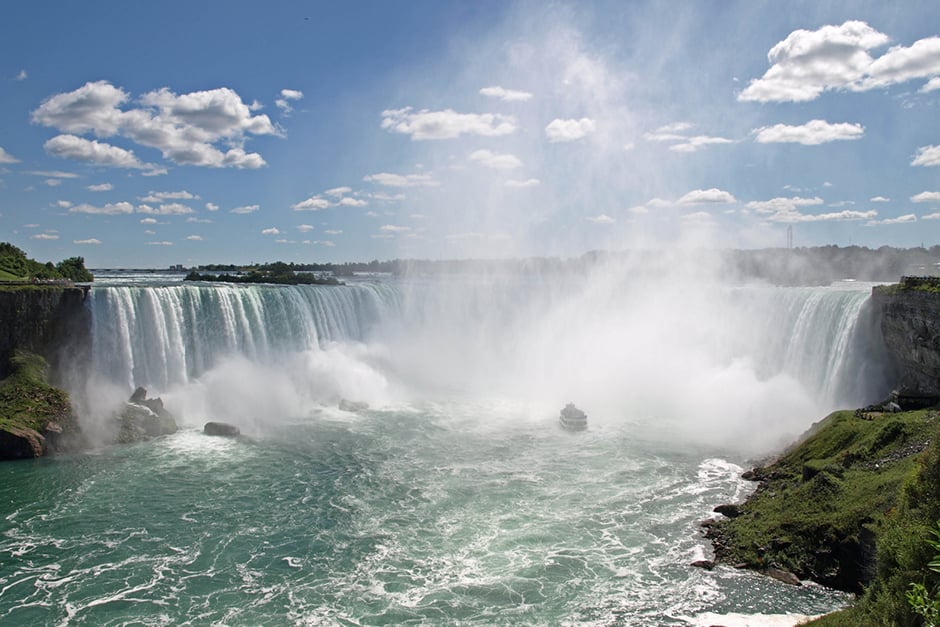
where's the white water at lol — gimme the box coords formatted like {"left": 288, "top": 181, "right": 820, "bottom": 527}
{"left": 83, "top": 271, "right": 889, "bottom": 455}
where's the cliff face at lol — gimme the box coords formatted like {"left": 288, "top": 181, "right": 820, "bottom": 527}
{"left": 872, "top": 284, "right": 940, "bottom": 400}
{"left": 0, "top": 286, "right": 91, "bottom": 381}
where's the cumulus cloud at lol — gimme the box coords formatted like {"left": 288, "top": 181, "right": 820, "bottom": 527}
{"left": 137, "top": 202, "right": 194, "bottom": 215}
{"left": 140, "top": 190, "right": 197, "bottom": 202}
{"left": 338, "top": 197, "right": 368, "bottom": 207}
{"left": 504, "top": 178, "right": 540, "bottom": 188}
{"left": 292, "top": 196, "right": 331, "bottom": 211}
{"left": 670, "top": 136, "right": 735, "bottom": 152}
{"left": 544, "top": 117, "right": 595, "bottom": 142}
{"left": 870, "top": 196, "right": 891, "bottom": 202}
{"left": 677, "top": 188, "right": 736, "bottom": 204}
{"left": 69, "top": 201, "right": 135, "bottom": 215}
{"left": 923, "top": 213, "right": 940, "bottom": 220}
{"left": 381, "top": 107, "right": 516, "bottom": 140}
{"left": 912, "top": 191, "right": 940, "bottom": 203}
{"left": 231, "top": 204, "right": 260, "bottom": 214}
{"left": 31, "top": 233, "right": 59, "bottom": 240}
{"left": 754, "top": 120, "right": 864, "bottom": 145}
{"left": 746, "top": 196, "right": 824, "bottom": 214}
{"left": 912, "top": 145, "right": 940, "bottom": 167}
{"left": 866, "top": 214, "right": 917, "bottom": 226}
{"left": 32, "top": 80, "right": 276, "bottom": 169}
{"left": 55, "top": 200, "right": 72, "bottom": 208}
{"left": 206, "top": 202, "right": 219, "bottom": 211}
{"left": 771, "top": 209, "right": 878, "bottom": 223}
{"left": 479, "top": 86, "right": 533, "bottom": 102}
{"left": 146, "top": 241, "right": 173, "bottom": 246}
{"left": 140, "top": 217, "right": 158, "bottom": 224}
{"left": 73, "top": 238, "right": 101, "bottom": 245}
{"left": 44, "top": 134, "right": 164, "bottom": 172}
{"left": 586, "top": 214, "right": 615, "bottom": 224}
{"left": 325, "top": 186, "right": 352, "bottom": 197}
{"left": 922, "top": 77, "right": 940, "bottom": 93}
{"left": 469, "top": 149, "right": 523, "bottom": 169}
{"left": 261, "top": 227, "right": 280, "bottom": 235}
{"left": 87, "top": 183, "right": 113, "bottom": 191}
{"left": 0, "top": 147, "right": 19, "bottom": 164}
{"left": 380, "top": 224, "right": 411, "bottom": 233}
{"left": 363, "top": 172, "right": 439, "bottom": 187}
{"left": 740, "top": 21, "right": 940, "bottom": 102}
{"left": 276, "top": 88, "right": 304, "bottom": 114}
{"left": 296, "top": 224, "right": 315, "bottom": 232}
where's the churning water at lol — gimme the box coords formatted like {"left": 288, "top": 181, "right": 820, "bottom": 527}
{"left": 0, "top": 270, "right": 886, "bottom": 625}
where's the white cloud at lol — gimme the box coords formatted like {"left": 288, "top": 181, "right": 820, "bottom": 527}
{"left": 140, "top": 218, "right": 158, "bottom": 224}
{"left": 32, "top": 80, "right": 276, "bottom": 169}
{"left": 754, "top": 120, "right": 864, "bottom": 145}
{"left": 276, "top": 88, "right": 304, "bottom": 114}
{"left": 144, "top": 230, "right": 156, "bottom": 235}
{"left": 921, "top": 77, "right": 940, "bottom": 93}
{"left": 206, "top": 202, "right": 219, "bottom": 211}
{"left": 87, "top": 183, "right": 113, "bottom": 191}
{"left": 231, "top": 204, "right": 259, "bottom": 214}
{"left": 912, "top": 145, "right": 940, "bottom": 167}
{"left": 682, "top": 211, "right": 713, "bottom": 221}
{"left": 670, "top": 135, "right": 735, "bottom": 152}
{"left": 139, "top": 190, "right": 197, "bottom": 202}
{"left": 296, "top": 224, "right": 314, "bottom": 232}
{"left": 44, "top": 134, "right": 163, "bottom": 172}
{"left": 380, "top": 224, "right": 411, "bottom": 233}
{"left": 73, "top": 238, "right": 101, "bottom": 245}
{"left": 866, "top": 213, "right": 917, "bottom": 226}
{"left": 31, "top": 233, "right": 59, "bottom": 240}
{"left": 146, "top": 241, "right": 173, "bottom": 246}
{"left": 0, "top": 147, "right": 19, "bottom": 164}
{"left": 338, "top": 197, "right": 368, "bottom": 207}
{"left": 137, "top": 202, "right": 194, "bottom": 215}
{"left": 544, "top": 117, "right": 595, "bottom": 142}
{"left": 186, "top": 217, "right": 212, "bottom": 223}
{"left": 870, "top": 196, "right": 891, "bottom": 202}
{"left": 69, "top": 201, "right": 135, "bottom": 215}
{"left": 26, "top": 170, "right": 79, "bottom": 179}
{"left": 923, "top": 213, "right": 940, "bottom": 220}
{"left": 45, "top": 179, "right": 62, "bottom": 187}
{"left": 479, "top": 86, "right": 533, "bottom": 102}
{"left": 324, "top": 229, "right": 342, "bottom": 235}
{"left": 186, "top": 235, "right": 203, "bottom": 241}
{"left": 55, "top": 200, "right": 72, "bottom": 208}
{"left": 504, "top": 178, "right": 540, "bottom": 188}
{"left": 746, "top": 196, "right": 824, "bottom": 214}
{"left": 381, "top": 107, "right": 516, "bottom": 140}
{"left": 628, "top": 205, "right": 649, "bottom": 215}
{"left": 261, "top": 227, "right": 280, "bottom": 235}
{"left": 771, "top": 209, "right": 877, "bottom": 223}
{"left": 677, "top": 188, "right": 736, "bottom": 204}
{"left": 325, "top": 186, "right": 352, "bottom": 197}
{"left": 586, "top": 214, "right": 615, "bottom": 224}
{"left": 15, "top": 70, "right": 27, "bottom": 81}
{"left": 912, "top": 191, "right": 940, "bottom": 203}
{"left": 292, "top": 196, "right": 331, "bottom": 211}
{"left": 314, "top": 240, "right": 335, "bottom": 247}
{"left": 653, "top": 122, "right": 693, "bottom": 134}
{"left": 469, "top": 149, "right": 523, "bottom": 169}
{"left": 363, "top": 172, "right": 439, "bottom": 187}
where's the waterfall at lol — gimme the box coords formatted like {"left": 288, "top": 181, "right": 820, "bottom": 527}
{"left": 86, "top": 276, "right": 889, "bottom": 418}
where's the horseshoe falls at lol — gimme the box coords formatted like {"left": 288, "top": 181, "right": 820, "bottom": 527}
{"left": 0, "top": 271, "right": 889, "bottom": 625}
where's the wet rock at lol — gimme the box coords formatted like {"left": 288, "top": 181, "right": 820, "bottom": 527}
{"left": 691, "top": 560, "right": 715, "bottom": 570}
{"left": 713, "top": 504, "right": 743, "bottom": 518}
{"left": 204, "top": 422, "right": 240, "bottom": 437}
{"left": 765, "top": 567, "right": 801, "bottom": 586}
{"left": 339, "top": 399, "right": 369, "bottom": 412}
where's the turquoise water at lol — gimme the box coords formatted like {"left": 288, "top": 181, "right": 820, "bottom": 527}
{"left": 0, "top": 401, "right": 849, "bottom": 625}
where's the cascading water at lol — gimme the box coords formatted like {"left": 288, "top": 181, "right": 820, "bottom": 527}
{"left": 0, "top": 271, "right": 888, "bottom": 625}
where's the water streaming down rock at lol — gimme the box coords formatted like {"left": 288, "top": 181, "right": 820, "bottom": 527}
{"left": 86, "top": 276, "right": 890, "bottom": 415}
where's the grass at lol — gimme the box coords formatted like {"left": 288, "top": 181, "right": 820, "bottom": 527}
{"left": 0, "top": 351, "right": 74, "bottom": 434}
{"left": 0, "top": 267, "right": 25, "bottom": 281}
{"left": 710, "top": 410, "right": 939, "bottom": 591}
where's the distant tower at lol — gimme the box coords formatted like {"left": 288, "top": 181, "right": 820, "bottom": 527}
{"left": 787, "top": 225, "right": 793, "bottom": 249}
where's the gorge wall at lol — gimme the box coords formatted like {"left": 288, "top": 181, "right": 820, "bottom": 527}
{"left": 872, "top": 279, "right": 940, "bottom": 403}
{"left": 0, "top": 286, "right": 91, "bottom": 381}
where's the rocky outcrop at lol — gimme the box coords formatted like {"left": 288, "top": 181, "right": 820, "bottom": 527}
{"left": 113, "top": 387, "right": 177, "bottom": 443}
{"left": 204, "top": 422, "right": 240, "bottom": 437}
{"left": 872, "top": 281, "right": 940, "bottom": 403}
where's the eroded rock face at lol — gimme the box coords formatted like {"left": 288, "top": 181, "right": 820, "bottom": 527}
{"left": 873, "top": 286, "right": 940, "bottom": 400}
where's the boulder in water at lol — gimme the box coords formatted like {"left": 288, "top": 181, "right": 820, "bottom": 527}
{"left": 339, "top": 399, "right": 369, "bottom": 412}
{"left": 113, "top": 387, "right": 177, "bottom": 444}
{"left": 204, "top": 422, "right": 240, "bottom": 437}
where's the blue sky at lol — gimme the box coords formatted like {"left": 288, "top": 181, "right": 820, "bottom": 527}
{"left": 2, "top": 0, "right": 940, "bottom": 267}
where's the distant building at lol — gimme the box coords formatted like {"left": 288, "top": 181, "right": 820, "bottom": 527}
{"left": 169, "top": 264, "right": 186, "bottom": 272}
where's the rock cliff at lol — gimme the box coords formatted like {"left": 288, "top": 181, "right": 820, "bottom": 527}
{"left": 0, "top": 286, "right": 91, "bottom": 380}
{"left": 872, "top": 280, "right": 940, "bottom": 402}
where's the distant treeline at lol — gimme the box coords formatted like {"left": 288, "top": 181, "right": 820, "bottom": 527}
{"left": 0, "top": 242, "right": 93, "bottom": 283}
{"left": 185, "top": 262, "right": 342, "bottom": 286}
{"left": 195, "top": 246, "right": 939, "bottom": 285}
